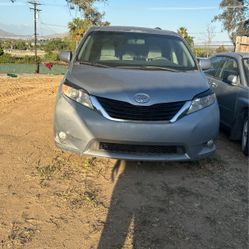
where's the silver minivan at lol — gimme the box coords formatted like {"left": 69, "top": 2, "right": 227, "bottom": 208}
{"left": 54, "top": 26, "right": 220, "bottom": 161}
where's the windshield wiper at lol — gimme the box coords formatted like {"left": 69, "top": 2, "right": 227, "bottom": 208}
{"left": 114, "top": 65, "right": 180, "bottom": 72}
{"left": 139, "top": 65, "right": 179, "bottom": 72}
{"left": 77, "top": 61, "right": 110, "bottom": 68}
{"left": 143, "top": 66, "right": 197, "bottom": 71}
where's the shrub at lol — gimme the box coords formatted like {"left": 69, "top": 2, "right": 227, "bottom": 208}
{"left": 14, "top": 40, "right": 28, "bottom": 50}
{"left": 0, "top": 53, "right": 15, "bottom": 63}
{"left": 14, "top": 55, "right": 40, "bottom": 64}
{"left": 192, "top": 48, "right": 215, "bottom": 58}
{"left": 43, "top": 52, "right": 59, "bottom": 61}
{"left": 43, "top": 39, "right": 70, "bottom": 53}
{"left": 216, "top": 45, "right": 228, "bottom": 53}
{"left": 0, "top": 45, "right": 4, "bottom": 56}
{"left": 0, "top": 54, "right": 41, "bottom": 64}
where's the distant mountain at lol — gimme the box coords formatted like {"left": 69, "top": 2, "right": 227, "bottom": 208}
{"left": 40, "top": 32, "right": 69, "bottom": 40}
{"left": 0, "top": 28, "right": 17, "bottom": 38}
{"left": 0, "top": 23, "right": 68, "bottom": 39}
{"left": 0, "top": 28, "right": 68, "bottom": 40}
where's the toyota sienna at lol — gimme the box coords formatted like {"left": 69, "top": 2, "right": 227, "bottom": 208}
{"left": 54, "top": 26, "right": 220, "bottom": 161}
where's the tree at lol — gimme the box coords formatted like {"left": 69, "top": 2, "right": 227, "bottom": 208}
{"left": 177, "top": 27, "right": 194, "bottom": 47}
{"left": 66, "top": 0, "right": 108, "bottom": 25}
{"left": 205, "top": 24, "right": 216, "bottom": 57}
{"left": 66, "top": 0, "right": 109, "bottom": 45}
{"left": 193, "top": 48, "right": 210, "bottom": 57}
{"left": 14, "top": 40, "right": 27, "bottom": 50}
{"left": 216, "top": 45, "right": 228, "bottom": 53}
{"left": 10, "top": 1, "right": 109, "bottom": 32}
{"left": 178, "top": 27, "right": 188, "bottom": 38}
{"left": 213, "top": 0, "right": 249, "bottom": 45}
{"left": 43, "top": 39, "right": 70, "bottom": 53}
{"left": 0, "top": 43, "right": 4, "bottom": 56}
{"left": 11, "top": 0, "right": 109, "bottom": 26}
{"left": 207, "top": 25, "right": 216, "bottom": 45}
{"left": 68, "top": 18, "right": 92, "bottom": 43}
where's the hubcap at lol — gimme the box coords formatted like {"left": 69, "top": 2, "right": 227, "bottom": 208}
{"left": 242, "top": 119, "right": 248, "bottom": 150}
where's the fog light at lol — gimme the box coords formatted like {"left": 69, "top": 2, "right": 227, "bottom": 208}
{"left": 58, "top": 131, "right": 67, "bottom": 141}
{"left": 206, "top": 140, "right": 214, "bottom": 148}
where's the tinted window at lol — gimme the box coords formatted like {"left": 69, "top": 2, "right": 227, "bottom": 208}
{"left": 205, "top": 56, "right": 226, "bottom": 77}
{"left": 243, "top": 58, "right": 249, "bottom": 85}
{"left": 77, "top": 31, "right": 197, "bottom": 70}
{"left": 218, "top": 58, "right": 240, "bottom": 84}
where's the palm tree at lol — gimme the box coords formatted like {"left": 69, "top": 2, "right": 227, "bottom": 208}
{"left": 68, "top": 18, "right": 92, "bottom": 44}
{"left": 177, "top": 27, "right": 194, "bottom": 48}
{"left": 177, "top": 27, "right": 188, "bottom": 39}
{"left": 68, "top": 16, "right": 109, "bottom": 46}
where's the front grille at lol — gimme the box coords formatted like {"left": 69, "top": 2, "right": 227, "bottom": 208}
{"left": 99, "top": 142, "right": 184, "bottom": 154}
{"left": 97, "top": 96, "right": 185, "bottom": 121}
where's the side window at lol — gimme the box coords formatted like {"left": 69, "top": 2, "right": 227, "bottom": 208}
{"left": 78, "top": 35, "right": 94, "bottom": 61}
{"left": 205, "top": 56, "right": 226, "bottom": 77}
{"left": 243, "top": 59, "right": 249, "bottom": 86}
{"left": 218, "top": 58, "right": 240, "bottom": 84}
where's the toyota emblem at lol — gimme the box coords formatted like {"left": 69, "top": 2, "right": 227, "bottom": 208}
{"left": 134, "top": 93, "right": 151, "bottom": 104}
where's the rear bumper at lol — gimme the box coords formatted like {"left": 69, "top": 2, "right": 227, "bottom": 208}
{"left": 54, "top": 95, "right": 220, "bottom": 161}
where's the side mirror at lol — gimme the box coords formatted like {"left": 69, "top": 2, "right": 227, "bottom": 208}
{"left": 227, "top": 75, "right": 239, "bottom": 86}
{"left": 59, "top": 51, "right": 72, "bottom": 63}
{"left": 199, "top": 58, "right": 211, "bottom": 71}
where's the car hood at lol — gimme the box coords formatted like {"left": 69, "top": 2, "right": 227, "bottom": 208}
{"left": 66, "top": 64, "right": 210, "bottom": 105}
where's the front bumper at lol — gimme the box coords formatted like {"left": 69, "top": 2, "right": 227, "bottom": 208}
{"left": 54, "top": 95, "right": 220, "bottom": 161}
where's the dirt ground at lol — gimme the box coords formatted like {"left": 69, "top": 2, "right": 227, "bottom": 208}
{"left": 0, "top": 75, "right": 248, "bottom": 249}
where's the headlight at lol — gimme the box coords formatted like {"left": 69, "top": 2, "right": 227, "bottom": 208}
{"left": 187, "top": 90, "right": 216, "bottom": 114}
{"left": 62, "top": 83, "right": 93, "bottom": 109}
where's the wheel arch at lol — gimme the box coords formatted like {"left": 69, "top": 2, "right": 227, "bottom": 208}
{"left": 230, "top": 106, "right": 248, "bottom": 141}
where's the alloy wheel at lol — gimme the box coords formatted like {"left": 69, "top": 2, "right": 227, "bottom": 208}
{"left": 241, "top": 117, "right": 248, "bottom": 155}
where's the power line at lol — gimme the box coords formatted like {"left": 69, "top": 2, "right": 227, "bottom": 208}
{"left": 148, "top": 5, "right": 247, "bottom": 11}
{"left": 39, "top": 18, "right": 57, "bottom": 36}
{"left": 40, "top": 22, "right": 67, "bottom": 28}
{"left": 28, "top": 0, "right": 42, "bottom": 73}
{"left": 0, "top": 1, "right": 67, "bottom": 7}
{"left": 40, "top": 3, "right": 67, "bottom": 7}
{"left": 190, "top": 31, "right": 225, "bottom": 35}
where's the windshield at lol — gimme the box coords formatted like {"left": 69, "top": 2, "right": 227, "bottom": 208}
{"left": 77, "top": 31, "right": 197, "bottom": 70}
{"left": 243, "top": 58, "right": 249, "bottom": 85}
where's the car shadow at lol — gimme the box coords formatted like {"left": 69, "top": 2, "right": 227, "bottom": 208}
{"left": 96, "top": 153, "right": 247, "bottom": 249}
{"left": 97, "top": 159, "right": 180, "bottom": 249}
{"left": 95, "top": 160, "right": 193, "bottom": 249}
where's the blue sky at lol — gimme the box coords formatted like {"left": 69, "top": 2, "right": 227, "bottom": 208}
{"left": 0, "top": 0, "right": 231, "bottom": 44}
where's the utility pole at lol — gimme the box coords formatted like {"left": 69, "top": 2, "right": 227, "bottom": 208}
{"left": 28, "top": 1, "right": 41, "bottom": 73}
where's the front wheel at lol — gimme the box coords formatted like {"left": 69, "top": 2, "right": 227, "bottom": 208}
{"left": 241, "top": 115, "right": 249, "bottom": 156}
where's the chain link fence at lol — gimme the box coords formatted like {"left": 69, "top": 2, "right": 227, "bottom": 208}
{"left": 0, "top": 63, "right": 67, "bottom": 75}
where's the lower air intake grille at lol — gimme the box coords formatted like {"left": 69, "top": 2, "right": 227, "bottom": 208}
{"left": 99, "top": 142, "right": 184, "bottom": 154}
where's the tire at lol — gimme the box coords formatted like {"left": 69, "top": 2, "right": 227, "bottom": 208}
{"left": 241, "top": 114, "right": 249, "bottom": 156}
